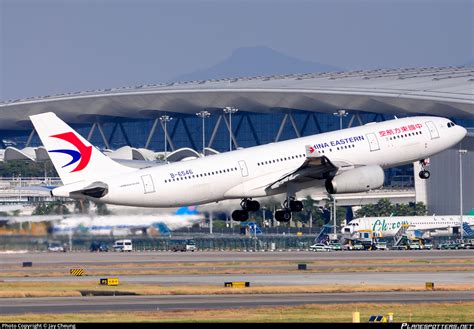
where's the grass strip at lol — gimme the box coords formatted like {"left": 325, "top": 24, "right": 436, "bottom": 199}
{"left": 1, "top": 281, "right": 473, "bottom": 298}
{"left": 0, "top": 302, "right": 473, "bottom": 322}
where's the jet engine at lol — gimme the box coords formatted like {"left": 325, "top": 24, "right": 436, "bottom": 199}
{"left": 325, "top": 165, "right": 384, "bottom": 194}
{"left": 426, "top": 227, "right": 458, "bottom": 238}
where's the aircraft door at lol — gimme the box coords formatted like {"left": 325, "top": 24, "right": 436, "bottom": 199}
{"left": 238, "top": 160, "right": 249, "bottom": 177}
{"left": 425, "top": 121, "right": 440, "bottom": 139}
{"left": 141, "top": 174, "right": 156, "bottom": 194}
{"left": 366, "top": 133, "right": 380, "bottom": 152}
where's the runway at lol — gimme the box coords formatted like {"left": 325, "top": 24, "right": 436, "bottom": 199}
{"left": 2, "top": 250, "right": 473, "bottom": 316}
{"left": 2, "top": 250, "right": 473, "bottom": 266}
{"left": 4, "top": 271, "right": 474, "bottom": 286}
{"left": 2, "top": 291, "right": 474, "bottom": 314}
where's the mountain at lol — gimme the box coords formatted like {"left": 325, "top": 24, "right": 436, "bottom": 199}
{"left": 172, "top": 46, "right": 343, "bottom": 82}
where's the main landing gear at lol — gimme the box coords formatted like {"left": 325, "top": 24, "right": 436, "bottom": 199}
{"left": 231, "top": 198, "right": 260, "bottom": 222}
{"left": 231, "top": 197, "right": 305, "bottom": 222}
{"left": 418, "top": 159, "right": 431, "bottom": 179}
{"left": 274, "top": 197, "right": 304, "bottom": 223}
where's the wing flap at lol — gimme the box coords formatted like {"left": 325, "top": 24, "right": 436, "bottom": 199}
{"left": 268, "top": 145, "right": 339, "bottom": 190}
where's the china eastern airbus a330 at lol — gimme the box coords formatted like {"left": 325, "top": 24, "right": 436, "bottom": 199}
{"left": 30, "top": 112, "right": 466, "bottom": 222}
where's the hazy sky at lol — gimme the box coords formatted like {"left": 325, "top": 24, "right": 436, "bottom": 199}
{"left": 1, "top": 0, "right": 472, "bottom": 100}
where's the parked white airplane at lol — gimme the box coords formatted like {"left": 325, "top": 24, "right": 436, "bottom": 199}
{"left": 53, "top": 206, "right": 203, "bottom": 236}
{"left": 4, "top": 206, "right": 203, "bottom": 235}
{"left": 342, "top": 215, "right": 474, "bottom": 239}
{"left": 30, "top": 112, "right": 466, "bottom": 222}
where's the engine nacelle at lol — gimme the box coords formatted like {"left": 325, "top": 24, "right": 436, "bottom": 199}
{"left": 427, "top": 227, "right": 457, "bottom": 238}
{"left": 325, "top": 165, "right": 385, "bottom": 194}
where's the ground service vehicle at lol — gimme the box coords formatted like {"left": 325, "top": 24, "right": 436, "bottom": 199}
{"left": 407, "top": 242, "right": 421, "bottom": 250}
{"left": 113, "top": 239, "right": 133, "bottom": 252}
{"left": 374, "top": 241, "right": 388, "bottom": 250}
{"left": 170, "top": 239, "right": 196, "bottom": 252}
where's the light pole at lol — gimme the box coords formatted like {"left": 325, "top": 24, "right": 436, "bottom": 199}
{"left": 223, "top": 106, "right": 238, "bottom": 151}
{"left": 209, "top": 211, "right": 213, "bottom": 235}
{"left": 333, "top": 109, "right": 348, "bottom": 130}
{"left": 459, "top": 149, "right": 467, "bottom": 241}
{"left": 159, "top": 115, "right": 173, "bottom": 162}
{"left": 196, "top": 110, "right": 210, "bottom": 156}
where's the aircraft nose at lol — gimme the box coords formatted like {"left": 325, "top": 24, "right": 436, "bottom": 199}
{"left": 458, "top": 125, "right": 468, "bottom": 140}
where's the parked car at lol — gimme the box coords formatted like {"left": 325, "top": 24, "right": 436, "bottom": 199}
{"left": 329, "top": 243, "right": 342, "bottom": 251}
{"left": 47, "top": 241, "right": 66, "bottom": 252}
{"left": 437, "top": 242, "right": 460, "bottom": 250}
{"left": 90, "top": 241, "right": 109, "bottom": 252}
{"left": 309, "top": 243, "right": 332, "bottom": 252}
{"left": 464, "top": 240, "right": 474, "bottom": 249}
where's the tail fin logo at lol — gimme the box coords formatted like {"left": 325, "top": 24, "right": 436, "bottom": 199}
{"left": 48, "top": 132, "right": 92, "bottom": 172}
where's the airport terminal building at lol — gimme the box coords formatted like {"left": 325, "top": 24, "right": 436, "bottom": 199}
{"left": 0, "top": 66, "right": 473, "bottom": 214}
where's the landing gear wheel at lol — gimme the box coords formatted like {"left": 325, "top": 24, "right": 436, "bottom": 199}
{"left": 289, "top": 200, "right": 304, "bottom": 212}
{"left": 275, "top": 209, "right": 292, "bottom": 222}
{"left": 240, "top": 199, "right": 260, "bottom": 212}
{"left": 419, "top": 170, "right": 430, "bottom": 179}
{"left": 232, "top": 210, "right": 249, "bottom": 222}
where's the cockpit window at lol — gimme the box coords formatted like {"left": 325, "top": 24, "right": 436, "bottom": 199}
{"left": 447, "top": 122, "right": 456, "bottom": 128}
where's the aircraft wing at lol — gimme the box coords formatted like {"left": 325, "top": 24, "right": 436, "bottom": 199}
{"left": 268, "top": 145, "right": 343, "bottom": 190}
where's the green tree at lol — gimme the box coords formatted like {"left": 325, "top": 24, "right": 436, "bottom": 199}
{"left": 0, "top": 161, "right": 57, "bottom": 178}
{"left": 32, "top": 201, "right": 70, "bottom": 215}
{"left": 74, "top": 200, "right": 90, "bottom": 214}
{"left": 96, "top": 203, "right": 111, "bottom": 215}
{"left": 355, "top": 199, "right": 427, "bottom": 217}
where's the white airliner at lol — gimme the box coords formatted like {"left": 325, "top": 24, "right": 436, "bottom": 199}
{"left": 53, "top": 207, "right": 203, "bottom": 236}
{"left": 3, "top": 206, "right": 203, "bottom": 236}
{"left": 30, "top": 112, "right": 467, "bottom": 222}
{"left": 342, "top": 215, "right": 474, "bottom": 239}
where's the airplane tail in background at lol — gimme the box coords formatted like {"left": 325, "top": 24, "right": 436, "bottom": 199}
{"left": 30, "top": 112, "right": 134, "bottom": 185}
{"left": 175, "top": 206, "right": 199, "bottom": 216}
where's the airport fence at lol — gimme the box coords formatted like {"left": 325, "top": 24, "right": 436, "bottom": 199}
{"left": 0, "top": 234, "right": 317, "bottom": 252}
